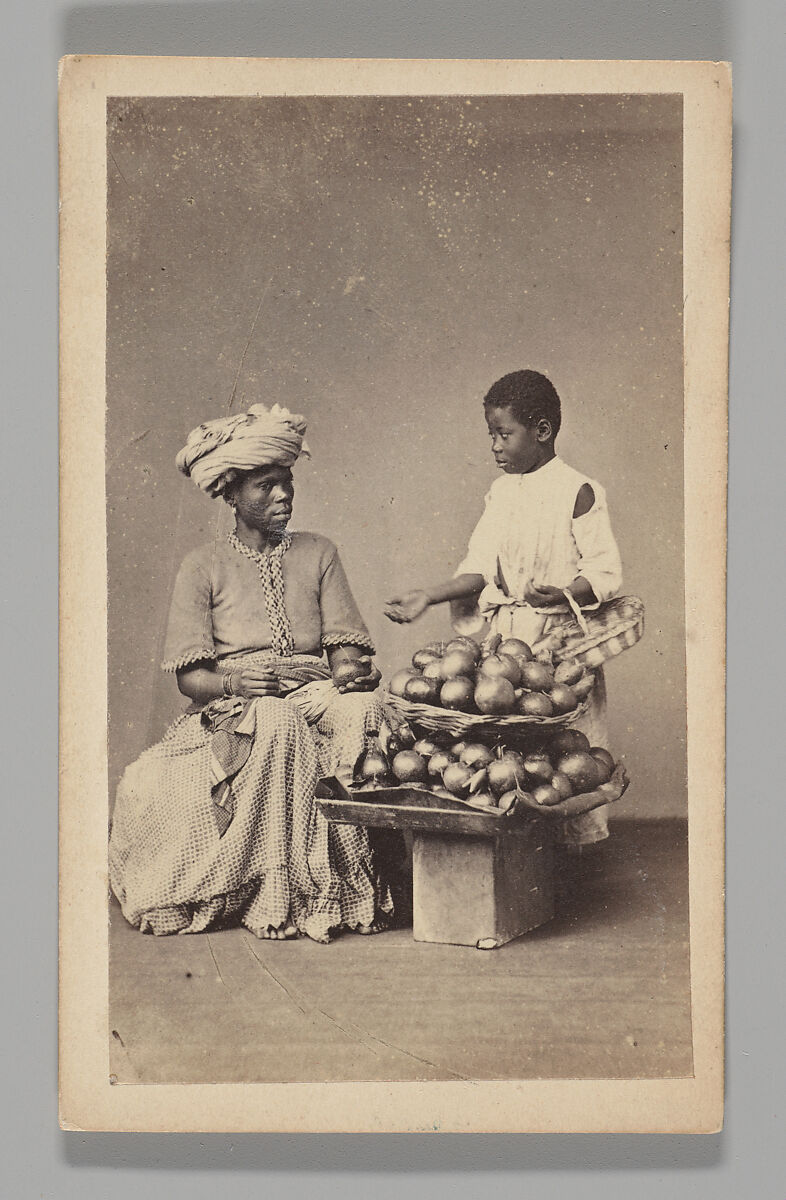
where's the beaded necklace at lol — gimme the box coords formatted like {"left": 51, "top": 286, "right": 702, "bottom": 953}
{"left": 226, "top": 529, "right": 295, "bottom": 657}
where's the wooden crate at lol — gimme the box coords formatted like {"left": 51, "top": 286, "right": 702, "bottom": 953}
{"left": 316, "top": 780, "right": 555, "bottom": 949}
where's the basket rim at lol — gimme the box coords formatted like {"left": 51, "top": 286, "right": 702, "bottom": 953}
{"left": 383, "top": 688, "right": 590, "bottom": 731}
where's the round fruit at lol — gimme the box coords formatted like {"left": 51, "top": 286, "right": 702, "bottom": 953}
{"left": 487, "top": 757, "right": 524, "bottom": 796}
{"left": 412, "top": 647, "right": 442, "bottom": 670}
{"left": 359, "top": 751, "right": 389, "bottom": 783}
{"left": 422, "top": 659, "right": 444, "bottom": 683}
{"left": 497, "top": 790, "right": 518, "bottom": 813}
{"left": 333, "top": 659, "right": 372, "bottom": 688}
{"left": 451, "top": 739, "right": 468, "bottom": 757}
{"left": 557, "top": 751, "right": 602, "bottom": 793}
{"left": 546, "top": 728, "right": 591, "bottom": 758}
{"left": 467, "top": 791, "right": 497, "bottom": 809}
{"left": 554, "top": 658, "right": 583, "bottom": 686}
{"left": 479, "top": 653, "right": 521, "bottom": 686}
{"left": 549, "top": 683, "right": 579, "bottom": 714}
{"left": 498, "top": 638, "right": 533, "bottom": 661}
{"left": 573, "top": 674, "right": 595, "bottom": 701}
{"left": 517, "top": 692, "right": 555, "bottom": 717}
{"left": 391, "top": 750, "right": 428, "bottom": 783}
{"left": 404, "top": 675, "right": 441, "bottom": 705}
{"left": 589, "top": 746, "right": 615, "bottom": 783}
{"left": 533, "top": 783, "right": 563, "bottom": 807}
{"left": 439, "top": 647, "right": 477, "bottom": 680}
{"left": 445, "top": 637, "right": 482, "bottom": 663}
{"left": 427, "top": 749, "right": 455, "bottom": 778}
{"left": 413, "top": 738, "right": 439, "bottom": 758}
{"left": 550, "top": 771, "right": 574, "bottom": 800}
{"left": 475, "top": 676, "right": 516, "bottom": 715}
{"left": 523, "top": 753, "right": 553, "bottom": 786}
{"left": 459, "top": 743, "right": 495, "bottom": 769}
{"left": 389, "top": 668, "right": 420, "bottom": 697}
{"left": 519, "top": 661, "right": 555, "bottom": 691}
{"left": 440, "top": 676, "right": 475, "bottom": 711}
{"left": 442, "top": 762, "right": 474, "bottom": 798}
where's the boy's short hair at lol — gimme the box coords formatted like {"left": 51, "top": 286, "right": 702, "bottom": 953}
{"left": 483, "top": 370, "right": 562, "bottom": 437}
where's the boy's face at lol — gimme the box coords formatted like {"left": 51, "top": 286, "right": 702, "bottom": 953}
{"left": 485, "top": 405, "right": 550, "bottom": 474}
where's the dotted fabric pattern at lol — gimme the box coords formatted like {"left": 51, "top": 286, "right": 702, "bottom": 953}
{"left": 109, "top": 679, "right": 392, "bottom": 943}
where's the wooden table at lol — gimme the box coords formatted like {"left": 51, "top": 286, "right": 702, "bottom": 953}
{"left": 316, "top": 780, "right": 554, "bottom": 949}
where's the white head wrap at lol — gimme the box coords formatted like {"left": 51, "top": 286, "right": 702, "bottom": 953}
{"left": 176, "top": 403, "right": 310, "bottom": 497}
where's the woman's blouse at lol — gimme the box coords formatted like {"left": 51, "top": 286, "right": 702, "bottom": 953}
{"left": 162, "top": 531, "right": 374, "bottom": 671}
{"left": 455, "top": 456, "right": 623, "bottom": 608}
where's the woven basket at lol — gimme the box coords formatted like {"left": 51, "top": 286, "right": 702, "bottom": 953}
{"left": 384, "top": 689, "right": 591, "bottom": 738}
{"left": 536, "top": 595, "right": 645, "bottom": 669}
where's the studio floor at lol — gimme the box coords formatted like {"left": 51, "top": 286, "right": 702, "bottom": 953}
{"left": 108, "top": 818, "right": 693, "bottom": 1084}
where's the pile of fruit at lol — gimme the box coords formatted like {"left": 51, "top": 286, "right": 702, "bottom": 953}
{"left": 356, "top": 727, "right": 617, "bottom": 812}
{"left": 387, "top": 635, "right": 595, "bottom": 719}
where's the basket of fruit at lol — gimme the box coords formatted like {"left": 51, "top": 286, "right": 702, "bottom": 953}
{"left": 337, "top": 727, "right": 630, "bottom": 823}
{"left": 543, "top": 595, "right": 645, "bottom": 669}
{"left": 384, "top": 634, "right": 595, "bottom": 737}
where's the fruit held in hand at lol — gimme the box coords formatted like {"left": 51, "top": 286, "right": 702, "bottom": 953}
{"left": 391, "top": 750, "right": 428, "bottom": 783}
{"left": 404, "top": 675, "right": 441, "bottom": 705}
{"left": 556, "top": 751, "right": 602, "bottom": 793}
{"left": 475, "top": 676, "right": 516, "bottom": 715}
{"left": 333, "top": 659, "right": 372, "bottom": 688}
{"left": 554, "top": 658, "right": 583, "bottom": 686}
{"left": 440, "top": 676, "right": 476, "bottom": 711}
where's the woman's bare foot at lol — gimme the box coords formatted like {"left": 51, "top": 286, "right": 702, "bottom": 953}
{"left": 354, "top": 915, "right": 389, "bottom": 935}
{"left": 259, "top": 923, "right": 299, "bottom": 940}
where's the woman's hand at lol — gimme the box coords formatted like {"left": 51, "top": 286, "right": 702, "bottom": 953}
{"left": 383, "top": 589, "right": 430, "bottom": 623}
{"left": 334, "top": 656, "right": 382, "bottom": 694}
{"left": 231, "top": 666, "right": 281, "bottom": 698}
{"left": 523, "top": 580, "right": 565, "bottom": 608}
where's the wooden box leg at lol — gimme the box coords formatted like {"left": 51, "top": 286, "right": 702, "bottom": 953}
{"left": 412, "top": 821, "right": 554, "bottom": 947}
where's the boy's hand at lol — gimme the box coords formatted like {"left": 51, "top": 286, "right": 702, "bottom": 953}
{"left": 524, "top": 581, "right": 565, "bottom": 608}
{"left": 384, "top": 590, "right": 430, "bottom": 623}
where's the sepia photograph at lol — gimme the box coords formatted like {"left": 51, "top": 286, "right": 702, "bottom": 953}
{"left": 59, "top": 56, "right": 729, "bottom": 1133}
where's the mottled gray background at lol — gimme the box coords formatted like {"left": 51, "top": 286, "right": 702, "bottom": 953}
{"left": 107, "top": 94, "right": 684, "bottom": 820}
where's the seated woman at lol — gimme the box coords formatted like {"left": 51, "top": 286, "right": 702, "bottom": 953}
{"left": 109, "top": 403, "right": 392, "bottom": 944}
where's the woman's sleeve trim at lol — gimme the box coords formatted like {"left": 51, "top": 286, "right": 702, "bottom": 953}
{"left": 161, "top": 649, "right": 217, "bottom": 673}
{"left": 321, "top": 632, "right": 376, "bottom": 653}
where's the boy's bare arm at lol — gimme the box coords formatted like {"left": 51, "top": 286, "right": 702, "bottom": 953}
{"left": 384, "top": 573, "right": 485, "bottom": 623}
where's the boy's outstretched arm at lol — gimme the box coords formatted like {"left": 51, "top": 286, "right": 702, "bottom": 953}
{"left": 384, "top": 573, "right": 485, "bottom": 624}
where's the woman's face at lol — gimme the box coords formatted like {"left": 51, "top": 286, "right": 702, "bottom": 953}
{"left": 231, "top": 466, "right": 295, "bottom": 531}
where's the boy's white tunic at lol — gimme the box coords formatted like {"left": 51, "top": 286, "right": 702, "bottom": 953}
{"left": 455, "top": 456, "right": 623, "bottom": 845}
